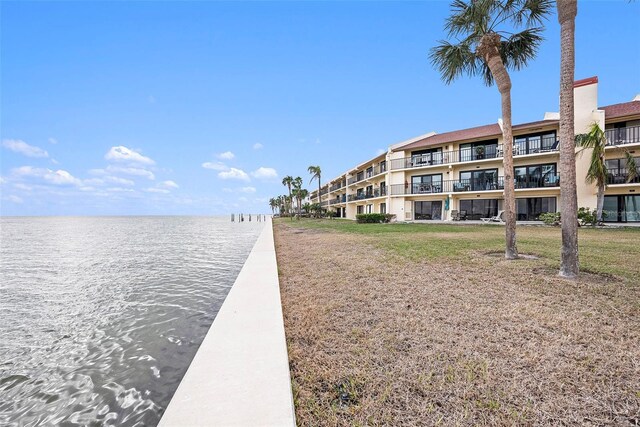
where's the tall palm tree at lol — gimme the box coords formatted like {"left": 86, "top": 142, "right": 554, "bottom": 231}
{"left": 308, "top": 166, "right": 322, "bottom": 205}
{"left": 576, "top": 123, "right": 637, "bottom": 223}
{"left": 430, "top": 0, "right": 551, "bottom": 260}
{"left": 557, "top": 0, "right": 579, "bottom": 278}
{"left": 292, "top": 177, "right": 303, "bottom": 219}
{"left": 282, "top": 176, "right": 294, "bottom": 219}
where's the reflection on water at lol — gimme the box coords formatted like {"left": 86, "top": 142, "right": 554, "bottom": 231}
{"left": 0, "top": 216, "right": 264, "bottom": 426}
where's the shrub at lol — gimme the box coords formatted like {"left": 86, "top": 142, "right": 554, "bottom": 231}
{"left": 539, "top": 212, "right": 561, "bottom": 226}
{"left": 355, "top": 213, "right": 396, "bottom": 224}
{"left": 538, "top": 208, "right": 601, "bottom": 227}
{"left": 577, "top": 207, "right": 598, "bottom": 226}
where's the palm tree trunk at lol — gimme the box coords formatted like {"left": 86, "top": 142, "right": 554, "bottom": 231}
{"left": 596, "top": 184, "right": 605, "bottom": 223}
{"left": 558, "top": 0, "right": 579, "bottom": 278}
{"left": 478, "top": 33, "right": 517, "bottom": 259}
{"left": 288, "top": 185, "right": 293, "bottom": 220}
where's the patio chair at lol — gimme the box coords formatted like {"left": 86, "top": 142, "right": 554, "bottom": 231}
{"left": 459, "top": 210, "right": 468, "bottom": 221}
{"left": 451, "top": 210, "right": 460, "bottom": 221}
{"left": 489, "top": 211, "right": 504, "bottom": 222}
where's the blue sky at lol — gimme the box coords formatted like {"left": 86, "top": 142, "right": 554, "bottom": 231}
{"left": 1, "top": 1, "right": 638, "bottom": 215}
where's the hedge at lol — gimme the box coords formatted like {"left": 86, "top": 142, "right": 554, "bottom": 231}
{"left": 355, "top": 213, "right": 396, "bottom": 223}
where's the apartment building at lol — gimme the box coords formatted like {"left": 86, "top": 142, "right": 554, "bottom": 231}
{"left": 311, "top": 77, "right": 640, "bottom": 223}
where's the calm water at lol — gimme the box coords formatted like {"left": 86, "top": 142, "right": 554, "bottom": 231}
{"left": 0, "top": 216, "right": 264, "bottom": 426}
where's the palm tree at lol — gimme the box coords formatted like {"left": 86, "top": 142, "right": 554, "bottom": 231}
{"left": 557, "top": 0, "right": 579, "bottom": 278}
{"left": 430, "top": 0, "right": 551, "bottom": 260}
{"left": 282, "top": 176, "right": 294, "bottom": 219}
{"left": 308, "top": 166, "right": 322, "bottom": 206}
{"left": 576, "top": 123, "right": 637, "bottom": 223}
{"left": 292, "top": 177, "right": 303, "bottom": 218}
{"left": 268, "top": 197, "right": 277, "bottom": 215}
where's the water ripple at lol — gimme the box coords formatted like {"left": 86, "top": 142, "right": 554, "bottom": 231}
{"left": 0, "top": 216, "right": 264, "bottom": 426}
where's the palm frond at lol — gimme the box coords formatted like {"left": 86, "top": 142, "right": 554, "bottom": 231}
{"left": 430, "top": 40, "right": 479, "bottom": 85}
{"left": 624, "top": 151, "right": 638, "bottom": 182}
{"left": 500, "top": 27, "right": 544, "bottom": 70}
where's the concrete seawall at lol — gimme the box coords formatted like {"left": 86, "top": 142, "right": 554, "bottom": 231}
{"left": 159, "top": 218, "right": 296, "bottom": 426}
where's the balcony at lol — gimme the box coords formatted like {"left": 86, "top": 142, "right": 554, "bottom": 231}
{"left": 389, "top": 174, "right": 559, "bottom": 195}
{"left": 346, "top": 163, "right": 387, "bottom": 185}
{"left": 329, "top": 194, "right": 347, "bottom": 205}
{"left": 347, "top": 186, "right": 387, "bottom": 201}
{"left": 319, "top": 187, "right": 329, "bottom": 196}
{"left": 605, "top": 125, "right": 640, "bottom": 146}
{"left": 329, "top": 181, "right": 346, "bottom": 192}
{"left": 389, "top": 136, "right": 559, "bottom": 171}
{"left": 607, "top": 169, "right": 640, "bottom": 184}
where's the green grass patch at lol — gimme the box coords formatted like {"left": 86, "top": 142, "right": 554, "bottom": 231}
{"left": 275, "top": 218, "right": 640, "bottom": 282}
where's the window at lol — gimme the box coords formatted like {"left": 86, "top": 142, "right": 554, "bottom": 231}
{"left": 459, "top": 139, "right": 499, "bottom": 162}
{"left": 603, "top": 195, "right": 640, "bottom": 222}
{"left": 414, "top": 201, "right": 442, "bottom": 220}
{"left": 605, "top": 157, "right": 640, "bottom": 184}
{"left": 366, "top": 167, "right": 373, "bottom": 178}
{"left": 356, "top": 171, "right": 364, "bottom": 182}
{"left": 516, "top": 197, "right": 556, "bottom": 220}
{"left": 411, "top": 174, "right": 442, "bottom": 194}
{"left": 366, "top": 204, "right": 373, "bottom": 214}
{"left": 513, "top": 132, "right": 557, "bottom": 155}
{"left": 411, "top": 148, "right": 444, "bottom": 166}
{"left": 357, "top": 205, "right": 364, "bottom": 215}
{"left": 380, "top": 160, "right": 387, "bottom": 173}
{"left": 457, "top": 169, "right": 499, "bottom": 191}
{"left": 514, "top": 164, "right": 558, "bottom": 188}
{"left": 380, "top": 203, "right": 386, "bottom": 214}
{"left": 380, "top": 181, "right": 387, "bottom": 196}
{"left": 365, "top": 185, "right": 373, "bottom": 197}
{"left": 459, "top": 199, "right": 499, "bottom": 220}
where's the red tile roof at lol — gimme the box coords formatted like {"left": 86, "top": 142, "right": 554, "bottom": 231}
{"left": 600, "top": 101, "right": 640, "bottom": 120}
{"left": 573, "top": 76, "right": 598, "bottom": 88}
{"left": 395, "top": 119, "right": 558, "bottom": 152}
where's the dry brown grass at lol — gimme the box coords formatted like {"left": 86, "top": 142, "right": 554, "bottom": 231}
{"left": 274, "top": 222, "right": 640, "bottom": 426}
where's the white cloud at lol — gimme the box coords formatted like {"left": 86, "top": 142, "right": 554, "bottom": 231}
{"left": 222, "top": 188, "right": 233, "bottom": 193}
{"left": 12, "top": 166, "right": 81, "bottom": 186}
{"left": 159, "top": 180, "right": 179, "bottom": 189}
{"left": 2, "top": 139, "right": 49, "bottom": 158}
{"left": 106, "top": 176, "right": 135, "bottom": 186}
{"left": 253, "top": 143, "right": 263, "bottom": 150}
{"left": 48, "top": 138, "right": 58, "bottom": 145}
{"left": 217, "top": 151, "right": 235, "bottom": 160}
{"left": 13, "top": 183, "right": 33, "bottom": 191}
{"left": 251, "top": 167, "right": 278, "bottom": 179}
{"left": 239, "top": 186, "right": 256, "bottom": 193}
{"left": 50, "top": 158, "right": 60, "bottom": 165}
{"left": 103, "top": 165, "right": 155, "bottom": 180}
{"left": 105, "top": 146, "right": 155, "bottom": 165}
{"left": 218, "top": 168, "right": 250, "bottom": 182}
{"left": 106, "top": 187, "right": 135, "bottom": 193}
{"left": 145, "top": 187, "right": 170, "bottom": 194}
{"left": 202, "top": 162, "right": 229, "bottom": 171}
{"left": 238, "top": 196, "right": 248, "bottom": 202}
{"left": 7, "top": 195, "right": 23, "bottom": 204}
{"left": 376, "top": 148, "right": 386, "bottom": 155}
{"left": 0, "top": 177, "right": 6, "bottom": 185}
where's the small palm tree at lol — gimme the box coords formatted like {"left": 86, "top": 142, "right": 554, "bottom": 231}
{"left": 430, "top": 0, "right": 551, "bottom": 259}
{"left": 576, "top": 123, "right": 637, "bottom": 223}
{"left": 282, "top": 176, "right": 294, "bottom": 219}
{"left": 308, "top": 166, "right": 322, "bottom": 206}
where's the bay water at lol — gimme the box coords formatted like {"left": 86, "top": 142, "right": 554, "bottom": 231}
{"left": 0, "top": 216, "right": 264, "bottom": 426}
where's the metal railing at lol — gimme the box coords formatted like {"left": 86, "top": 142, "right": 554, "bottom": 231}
{"left": 389, "top": 137, "right": 559, "bottom": 170}
{"left": 329, "top": 181, "right": 346, "bottom": 192}
{"left": 347, "top": 186, "right": 387, "bottom": 201}
{"left": 319, "top": 187, "right": 329, "bottom": 196}
{"left": 346, "top": 163, "right": 387, "bottom": 185}
{"left": 605, "top": 125, "right": 640, "bottom": 146}
{"left": 389, "top": 174, "right": 561, "bottom": 195}
{"left": 606, "top": 169, "right": 640, "bottom": 184}
{"left": 329, "top": 194, "right": 347, "bottom": 205}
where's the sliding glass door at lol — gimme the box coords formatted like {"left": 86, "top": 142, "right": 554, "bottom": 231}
{"left": 414, "top": 201, "right": 443, "bottom": 220}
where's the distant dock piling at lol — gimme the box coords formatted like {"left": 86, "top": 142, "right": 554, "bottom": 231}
{"left": 232, "top": 214, "right": 268, "bottom": 222}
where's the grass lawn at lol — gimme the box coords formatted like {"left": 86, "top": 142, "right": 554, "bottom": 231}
{"left": 274, "top": 218, "right": 640, "bottom": 426}
{"left": 276, "top": 218, "right": 640, "bottom": 282}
